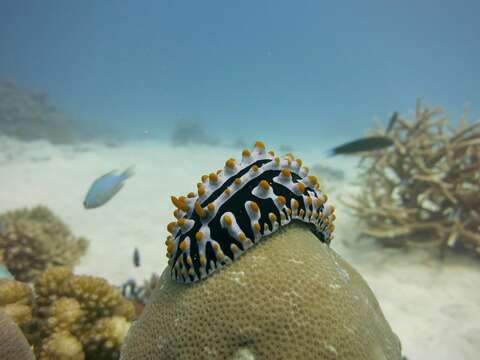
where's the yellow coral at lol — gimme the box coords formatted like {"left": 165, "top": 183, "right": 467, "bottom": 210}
{"left": 120, "top": 223, "right": 401, "bottom": 360}
{"left": 0, "top": 278, "right": 34, "bottom": 329}
{"left": 0, "top": 206, "right": 88, "bottom": 282}
{"left": 39, "top": 297, "right": 84, "bottom": 336}
{"left": 39, "top": 331, "right": 85, "bottom": 360}
{"left": 33, "top": 267, "right": 135, "bottom": 360}
{"left": 0, "top": 278, "right": 34, "bottom": 306}
{"left": 82, "top": 316, "right": 131, "bottom": 360}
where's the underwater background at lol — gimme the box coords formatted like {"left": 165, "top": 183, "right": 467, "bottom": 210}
{"left": 1, "top": 1, "right": 479, "bottom": 360}
{"left": 1, "top": 1, "right": 479, "bottom": 145}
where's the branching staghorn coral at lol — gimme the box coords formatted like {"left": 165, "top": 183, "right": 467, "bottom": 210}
{"left": 0, "top": 205, "right": 89, "bottom": 282}
{"left": 344, "top": 100, "right": 480, "bottom": 255}
{"left": 33, "top": 266, "right": 135, "bottom": 360}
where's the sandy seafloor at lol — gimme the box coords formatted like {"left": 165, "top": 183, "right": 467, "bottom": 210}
{"left": 0, "top": 136, "right": 479, "bottom": 360}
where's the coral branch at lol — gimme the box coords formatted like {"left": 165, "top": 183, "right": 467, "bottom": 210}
{"left": 343, "top": 100, "right": 480, "bottom": 256}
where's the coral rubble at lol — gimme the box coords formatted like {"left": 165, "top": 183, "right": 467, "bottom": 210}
{"left": 0, "top": 205, "right": 89, "bottom": 282}
{"left": 344, "top": 101, "right": 480, "bottom": 255}
{"left": 120, "top": 224, "right": 401, "bottom": 360}
{"left": 33, "top": 267, "right": 136, "bottom": 360}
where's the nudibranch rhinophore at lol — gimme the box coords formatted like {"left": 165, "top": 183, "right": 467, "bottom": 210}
{"left": 166, "top": 141, "right": 336, "bottom": 283}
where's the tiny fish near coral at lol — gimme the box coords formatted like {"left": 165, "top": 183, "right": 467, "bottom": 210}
{"left": 83, "top": 166, "right": 135, "bottom": 209}
{"left": 167, "top": 141, "right": 336, "bottom": 283}
{"left": 133, "top": 247, "right": 140, "bottom": 267}
{"left": 327, "top": 112, "right": 398, "bottom": 156}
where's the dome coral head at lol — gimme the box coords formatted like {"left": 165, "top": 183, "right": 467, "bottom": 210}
{"left": 120, "top": 141, "right": 401, "bottom": 360}
{"left": 167, "top": 141, "right": 336, "bottom": 283}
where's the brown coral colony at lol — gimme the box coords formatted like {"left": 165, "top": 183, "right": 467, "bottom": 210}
{"left": 345, "top": 100, "right": 480, "bottom": 256}
{"left": 0, "top": 206, "right": 88, "bottom": 282}
{"left": 35, "top": 267, "right": 134, "bottom": 360}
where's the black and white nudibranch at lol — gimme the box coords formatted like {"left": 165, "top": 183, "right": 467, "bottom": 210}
{"left": 166, "top": 141, "right": 336, "bottom": 283}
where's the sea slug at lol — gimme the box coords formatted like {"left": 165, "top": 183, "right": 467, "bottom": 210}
{"left": 167, "top": 141, "right": 336, "bottom": 283}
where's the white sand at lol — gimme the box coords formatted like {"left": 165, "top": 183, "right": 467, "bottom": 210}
{"left": 0, "top": 137, "right": 479, "bottom": 360}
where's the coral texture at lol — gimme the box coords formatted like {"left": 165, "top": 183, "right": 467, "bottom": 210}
{"left": 0, "top": 309, "right": 35, "bottom": 360}
{"left": 33, "top": 267, "right": 135, "bottom": 360}
{"left": 344, "top": 101, "right": 480, "bottom": 255}
{"left": 120, "top": 223, "right": 401, "bottom": 360}
{"left": 38, "top": 331, "right": 85, "bottom": 360}
{"left": 0, "top": 205, "right": 89, "bottom": 282}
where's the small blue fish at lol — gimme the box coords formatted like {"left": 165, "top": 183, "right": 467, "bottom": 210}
{"left": 0, "top": 264, "right": 13, "bottom": 279}
{"left": 83, "top": 166, "right": 135, "bottom": 209}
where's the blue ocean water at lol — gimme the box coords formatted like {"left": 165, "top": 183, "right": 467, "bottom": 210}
{"left": 0, "top": 0, "right": 479, "bottom": 148}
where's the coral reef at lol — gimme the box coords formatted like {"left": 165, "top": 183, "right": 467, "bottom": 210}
{"left": 38, "top": 331, "right": 84, "bottom": 360}
{"left": 33, "top": 266, "right": 135, "bottom": 360}
{"left": 0, "top": 81, "right": 122, "bottom": 145}
{"left": 0, "top": 277, "right": 35, "bottom": 338}
{"left": 0, "top": 277, "right": 37, "bottom": 356}
{"left": 0, "top": 309, "right": 35, "bottom": 360}
{"left": 0, "top": 81, "right": 76, "bottom": 144}
{"left": 344, "top": 101, "right": 480, "bottom": 255}
{"left": 0, "top": 266, "right": 136, "bottom": 359}
{"left": 0, "top": 205, "right": 89, "bottom": 282}
{"left": 170, "top": 120, "right": 220, "bottom": 147}
{"left": 120, "top": 223, "right": 401, "bottom": 360}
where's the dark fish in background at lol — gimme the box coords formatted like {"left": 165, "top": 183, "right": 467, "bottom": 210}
{"left": 328, "top": 111, "right": 398, "bottom": 156}
{"left": 133, "top": 247, "right": 140, "bottom": 267}
{"left": 385, "top": 112, "right": 399, "bottom": 134}
{"left": 328, "top": 135, "right": 394, "bottom": 156}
